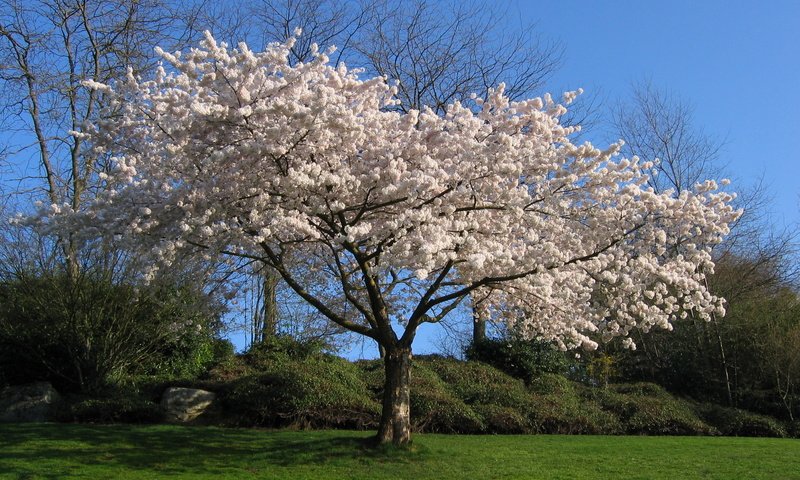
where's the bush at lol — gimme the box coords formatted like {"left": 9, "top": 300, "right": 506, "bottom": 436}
{"left": 528, "top": 375, "right": 621, "bottom": 434}
{"left": 68, "top": 395, "right": 164, "bottom": 424}
{"left": 473, "top": 404, "right": 530, "bottom": 434}
{"left": 241, "top": 336, "right": 328, "bottom": 369}
{"left": 408, "top": 363, "right": 484, "bottom": 433}
{"left": 595, "top": 383, "right": 715, "bottom": 435}
{"left": 0, "top": 274, "right": 223, "bottom": 393}
{"left": 413, "top": 357, "right": 538, "bottom": 434}
{"left": 529, "top": 372, "right": 577, "bottom": 395}
{"left": 418, "top": 356, "right": 532, "bottom": 410}
{"left": 697, "top": 404, "right": 787, "bottom": 437}
{"left": 465, "top": 338, "right": 570, "bottom": 385}
{"left": 222, "top": 355, "right": 379, "bottom": 429}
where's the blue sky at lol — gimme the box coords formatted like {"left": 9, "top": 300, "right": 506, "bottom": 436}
{"left": 518, "top": 0, "right": 799, "bottom": 225}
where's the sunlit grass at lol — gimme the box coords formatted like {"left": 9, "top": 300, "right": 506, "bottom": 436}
{"left": 1, "top": 424, "right": 798, "bottom": 479}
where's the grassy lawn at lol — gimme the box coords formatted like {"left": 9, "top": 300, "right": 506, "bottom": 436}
{"left": 1, "top": 424, "right": 799, "bottom": 479}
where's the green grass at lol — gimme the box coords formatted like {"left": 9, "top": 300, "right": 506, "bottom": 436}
{"left": 1, "top": 424, "right": 799, "bottom": 479}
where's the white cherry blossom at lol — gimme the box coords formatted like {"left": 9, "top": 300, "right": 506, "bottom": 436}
{"left": 41, "top": 33, "right": 740, "bottom": 445}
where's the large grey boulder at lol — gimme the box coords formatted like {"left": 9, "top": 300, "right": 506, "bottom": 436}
{"left": 161, "top": 387, "right": 216, "bottom": 422}
{"left": 0, "top": 382, "right": 61, "bottom": 422}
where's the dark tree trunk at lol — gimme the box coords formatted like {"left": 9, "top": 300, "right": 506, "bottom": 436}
{"left": 262, "top": 267, "right": 279, "bottom": 339}
{"left": 254, "top": 266, "right": 279, "bottom": 344}
{"left": 472, "top": 310, "right": 486, "bottom": 344}
{"left": 375, "top": 347, "right": 412, "bottom": 446}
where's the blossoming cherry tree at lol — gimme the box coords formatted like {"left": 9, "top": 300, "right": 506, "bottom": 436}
{"left": 56, "top": 33, "right": 738, "bottom": 445}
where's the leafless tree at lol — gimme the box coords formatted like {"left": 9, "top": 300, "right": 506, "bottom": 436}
{"left": 612, "top": 80, "right": 723, "bottom": 195}
{"left": 356, "top": 0, "right": 561, "bottom": 114}
{"left": 0, "top": 0, "right": 200, "bottom": 275}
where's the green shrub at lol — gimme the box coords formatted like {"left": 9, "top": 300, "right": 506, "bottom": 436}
{"left": 68, "top": 395, "right": 164, "bottom": 424}
{"left": 473, "top": 404, "right": 530, "bottom": 434}
{"left": 612, "top": 382, "right": 673, "bottom": 398}
{"left": 354, "top": 359, "right": 384, "bottom": 392}
{"left": 418, "top": 356, "right": 532, "bottom": 410}
{"left": 528, "top": 377, "right": 621, "bottom": 434}
{"left": 409, "top": 363, "right": 484, "bottom": 433}
{"left": 529, "top": 372, "right": 577, "bottom": 395}
{"left": 222, "top": 356, "right": 379, "bottom": 429}
{"left": 0, "top": 274, "right": 222, "bottom": 393}
{"left": 411, "top": 357, "right": 549, "bottom": 434}
{"left": 595, "top": 384, "right": 714, "bottom": 435}
{"left": 697, "top": 404, "right": 787, "bottom": 437}
{"left": 244, "top": 336, "right": 327, "bottom": 365}
{"left": 465, "top": 338, "right": 570, "bottom": 384}
{"left": 155, "top": 337, "right": 236, "bottom": 380}
{"left": 205, "top": 354, "right": 252, "bottom": 383}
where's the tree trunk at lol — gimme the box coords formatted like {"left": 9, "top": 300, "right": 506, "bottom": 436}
{"left": 375, "top": 347, "right": 412, "bottom": 446}
{"left": 472, "top": 310, "right": 486, "bottom": 344}
{"left": 711, "top": 317, "right": 734, "bottom": 406}
{"left": 252, "top": 266, "right": 279, "bottom": 344}
{"left": 261, "top": 267, "right": 279, "bottom": 340}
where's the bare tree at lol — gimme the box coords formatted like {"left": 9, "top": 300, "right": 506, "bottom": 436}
{"left": 356, "top": 0, "right": 561, "bottom": 114}
{"left": 612, "top": 80, "right": 723, "bottom": 195}
{"left": 0, "top": 0, "right": 198, "bottom": 275}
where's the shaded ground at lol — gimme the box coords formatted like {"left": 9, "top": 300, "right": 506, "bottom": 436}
{"left": 1, "top": 424, "right": 799, "bottom": 479}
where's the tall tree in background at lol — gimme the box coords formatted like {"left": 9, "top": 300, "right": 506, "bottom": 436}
{"left": 0, "top": 0, "right": 195, "bottom": 276}
{"left": 0, "top": 1, "right": 234, "bottom": 389}
{"left": 612, "top": 81, "right": 722, "bottom": 196}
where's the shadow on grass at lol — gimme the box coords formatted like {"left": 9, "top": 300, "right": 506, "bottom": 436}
{"left": 0, "top": 423, "right": 428, "bottom": 478}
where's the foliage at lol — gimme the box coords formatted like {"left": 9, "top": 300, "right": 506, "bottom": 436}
{"left": 134, "top": 287, "right": 225, "bottom": 379}
{"left": 211, "top": 354, "right": 786, "bottom": 436}
{"left": 464, "top": 337, "right": 570, "bottom": 384}
{"left": 0, "top": 273, "right": 222, "bottom": 393}
{"left": 472, "top": 404, "right": 530, "bottom": 434}
{"left": 526, "top": 373, "right": 620, "bottom": 434}
{"left": 417, "top": 356, "right": 532, "bottom": 411}
{"left": 67, "top": 395, "right": 164, "bottom": 424}
{"left": 593, "top": 383, "right": 715, "bottom": 435}
{"left": 222, "top": 355, "right": 379, "bottom": 429}
{"left": 612, "top": 258, "right": 800, "bottom": 421}
{"left": 243, "top": 335, "right": 329, "bottom": 366}
{"left": 697, "top": 404, "right": 788, "bottom": 438}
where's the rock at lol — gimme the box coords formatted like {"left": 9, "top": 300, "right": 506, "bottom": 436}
{"left": 161, "top": 387, "right": 216, "bottom": 422}
{"left": 0, "top": 382, "right": 61, "bottom": 422}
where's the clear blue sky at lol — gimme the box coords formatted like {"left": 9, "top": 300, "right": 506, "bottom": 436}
{"left": 516, "top": 0, "right": 799, "bottom": 225}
